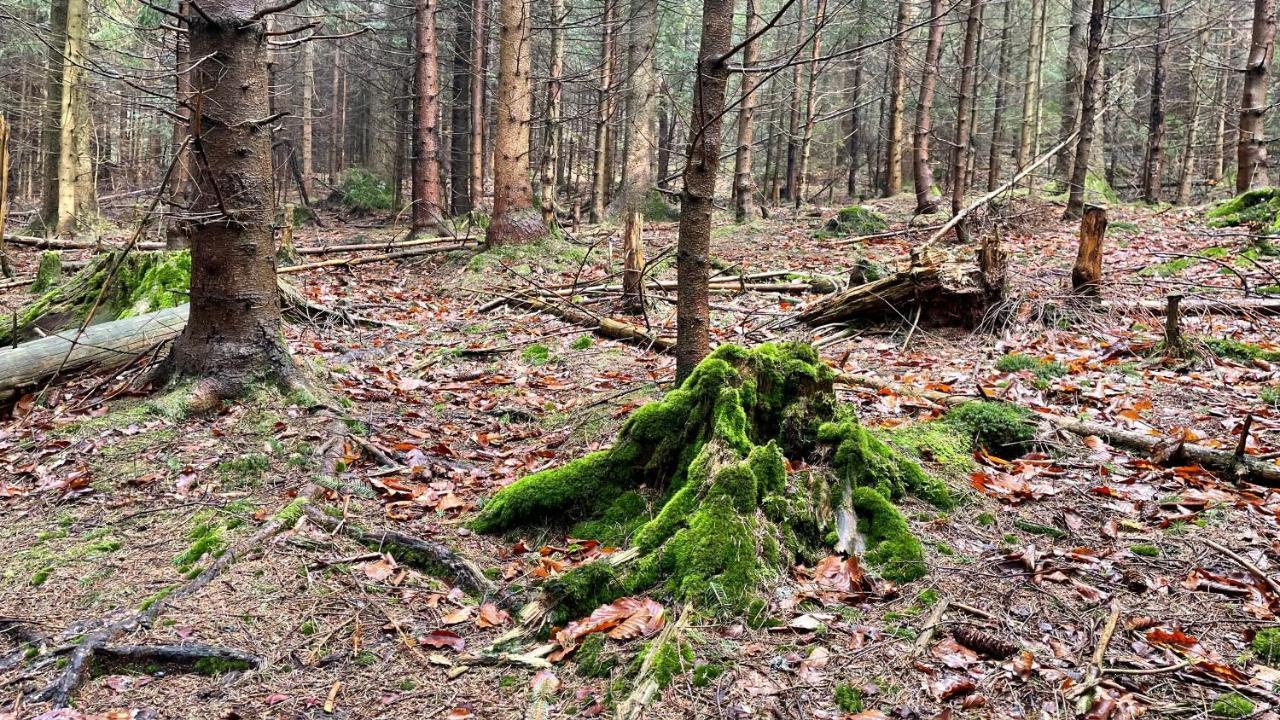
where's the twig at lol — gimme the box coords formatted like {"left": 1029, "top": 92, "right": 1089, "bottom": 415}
{"left": 1203, "top": 538, "right": 1280, "bottom": 597}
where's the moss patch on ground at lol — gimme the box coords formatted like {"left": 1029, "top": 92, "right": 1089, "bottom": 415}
{"left": 944, "top": 401, "right": 1034, "bottom": 458}
{"left": 819, "top": 206, "right": 888, "bottom": 238}
{"left": 473, "top": 343, "right": 947, "bottom": 616}
{"left": 1207, "top": 187, "right": 1280, "bottom": 235}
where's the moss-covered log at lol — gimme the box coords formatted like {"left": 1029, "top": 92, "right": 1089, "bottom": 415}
{"left": 1, "top": 249, "right": 190, "bottom": 345}
{"left": 472, "top": 343, "right": 951, "bottom": 617}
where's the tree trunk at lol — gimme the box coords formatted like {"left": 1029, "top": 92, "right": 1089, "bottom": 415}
{"left": 1054, "top": 0, "right": 1088, "bottom": 190}
{"left": 590, "top": 1, "right": 617, "bottom": 223}
{"left": 620, "top": 0, "right": 659, "bottom": 313}
{"left": 1211, "top": 52, "right": 1229, "bottom": 186}
{"left": 657, "top": 96, "right": 672, "bottom": 190}
{"left": 538, "top": 0, "right": 566, "bottom": 227}
{"left": 469, "top": 0, "right": 486, "bottom": 206}
{"left": 412, "top": 0, "right": 445, "bottom": 233}
{"left": 732, "top": 0, "right": 761, "bottom": 223}
{"left": 912, "top": 0, "right": 945, "bottom": 215}
{"left": 1238, "top": 0, "right": 1277, "bottom": 193}
{"left": 949, "top": 0, "right": 983, "bottom": 240}
{"left": 794, "top": 0, "right": 827, "bottom": 209}
{"left": 55, "top": 0, "right": 94, "bottom": 236}
{"left": 1072, "top": 204, "right": 1106, "bottom": 294}
{"left": 165, "top": 0, "right": 295, "bottom": 405}
{"left": 1064, "top": 0, "right": 1106, "bottom": 220}
{"left": 329, "top": 40, "right": 344, "bottom": 179}
{"left": 450, "top": 0, "right": 474, "bottom": 215}
{"left": 488, "top": 0, "right": 547, "bottom": 245}
{"left": 986, "top": 0, "right": 1012, "bottom": 191}
{"left": 166, "top": 1, "right": 193, "bottom": 250}
{"left": 882, "top": 0, "right": 910, "bottom": 197}
{"left": 845, "top": 3, "right": 866, "bottom": 198}
{"left": 782, "top": 0, "right": 806, "bottom": 202}
{"left": 1176, "top": 31, "right": 1208, "bottom": 205}
{"left": 1017, "top": 0, "right": 1045, "bottom": 191}
{"left": 37, "top": 0, "right": 69, "bottom": 233}
{"left": 1141, "top": 0, "right": 1172, "bottom": 204}
{"left": 301, "top": 9, "right": 314, "bottom": 198}
{"left": 675, "top": 0, "right": 735, "bottom": 383}
{"left": 0, "top": 114, "right": 11, "bottom": 278}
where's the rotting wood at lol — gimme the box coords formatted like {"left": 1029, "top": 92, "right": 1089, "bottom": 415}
{"left": 277, "top": 242, "right": 476, "bottom": 274}
{"left": 1072, "top": 204, "right": 1106, "bottom": 294}
{"left": 615, "top": 603, "right": 693, "bottom": 720}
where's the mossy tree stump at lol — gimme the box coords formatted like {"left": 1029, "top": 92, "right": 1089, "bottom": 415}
{"left": 472, "top": 343, "right": 951, "bottom": 618}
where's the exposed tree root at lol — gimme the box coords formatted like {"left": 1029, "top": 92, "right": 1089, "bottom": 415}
{"left": 494, "top": 292, "right": 674, "bottom": 350}
{"left": 95, "top": 643, "right": 260, "bottom": 671}
{"left": 615, "top": 603, "right": 693, "bottom": 720}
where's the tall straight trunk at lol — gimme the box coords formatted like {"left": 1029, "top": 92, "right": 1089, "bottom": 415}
{"left": 38, "top": 0, "right": 69, "bottom": 232}
{"left": 469, "top": 0, "right": 486, "bottom": 205}
{"left": 489, "top": 0, "right": 547, "bottom": 245}
{"left": 168, "top": 0, "right": 293, "bottom": 402}
{"left": 0, "top": 115, "right": 11, "bottom": 277}
{"left": 413, "top": 0, "right": 444, "bottom": 231}
{"left": 329, "top": 41, "right": 344, "bottom": 179}
{"left": 1031, "top": 1, "right": 1048, "bottom": 156}
{"left": 950, "top": 0, "right": 983, "bottom": 239}
{"left": 450, "top": 0, "right": 474, "bottom": 215}
{"left": 620, "top": 0, "right": 660, "bottom": 311}
{"left": 911, "top": 0, "right": 944, "bottom": 215}
{"left": 1065, "top": 0, "right": 1106, "bottom": 219}
{"left": 676, "top": 0, "right": 736, "bottom": 383}
{"left": 56, "top": 0, "right": 93, "bottom": 236}
{"left": 1141, "top": 0, "right": 1172, "bottom": 203}
{"left": 1055, "top": 0, "right": 1088, "bottom": 188}
{"left": 1238, "top": 0, "right": 1277, "bottom": 193}
{"left": 1211, "top": 53, "right": 1228, "bottom": 185}
{"left": 763, "top": 97, "right": 780, "bottom": 203}
{"left": 1176, "top": 31, "right": 1208, "bottom": 205}
{"left": 1017, "top": 0, "right": 1045, "bottom": 190}
{"left": 983, "top": 0, "right": 1013, "bottom": 190}
{"left": 539, "top": 0, "right": 566, "bottom": 226}
{"left": 882, "top": 0, "right": 911, "bottom": 197}
{"left": 590, "top": 0, "right": 617, "bottom": 223}
{"left": 301, "top": 12, "right": 315, "bottom": 197}
{"left": 657, "top": 97, "right": 672, "bottom": 190}
{"left": 732, "top": 0, "right": 762, "bottom": 222}
{"left": 167, "top": 1, "right": 193, "bottom": 249}
{"left": 845, "top": 4, "right": 866, "bottom": 197}
{"left": 794, "top": 0, "right": 827, "bottom": 208}
{"left": 782, "top": 0, "right": 806, "bottom": 202}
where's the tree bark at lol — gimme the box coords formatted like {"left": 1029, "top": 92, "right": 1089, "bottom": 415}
{"left": 1054, "top": 0, "right": 1088, "bottom": 190}
{"left": 883, "top": 0, "right": 910, "bottom": 197}
{"left": 538, "top": 0, "right": 566, "bottom": 227}
{"left": 733, "top": 0, "right": 762, "bottom": 222}
{"left": 0, "top": 114, "right": 10, "bottom": 278}
{"left": 1237, "top": 0, "right": 1277, "bottom": 193}
{"left": 1064, "top": 0, "right": 1106, "bottom": 219}
{"left": 676, "top": 0, "right": 736, "bottom": 383}
{"left": 1211, "top": 51, "right": 1229, "bottom": 186}
{"left": 782, "top": 0, "right": 806, "bottom": 202}
{"left": 590, "top": 1, "right": 617, "bottom": 223}
{"left": 55, "top": 0, "right": 94, "bottom": 236}
{"left": 986, "top": 0, "right": 1012, "bottom": 191}
{"left": 911, "top": 0, "right": 945, "bottom": 215}
{"left": 1176, "top": 31, "right": 1208, "bottom": 205}
{"left": 1072, "top": 204, "right": 1106, "bottom": 294}
{"left": 300, "top": 6, "right": 314, "bottom": 198}
{"left": 161, "top": 0, "right": 295, "bottom": 405}
{"left": 1141, "top": 0, "right": 1172, "bottom": 204}
{"left": 949, "top": 0, "right": 983, "bottom": 240}
{"left": 37, "top": 0, "right": 69, "bottom": 233}
{"left": 166, "top": 1, "right": 194, "bottom": 250}
{"left": 794, "top": 0, "right": 827, "bottom": 208}
{"left": 412, "top": 0, "right": 445, "bottom": 233}
{"left": 620, "top": 0, "right": 659, "bottom": 312}
{"left": 488, "top": 0, "right": 547, "bottom": 245}
{"left": 469, "top": 0, "right": 486, "bottom": 206}
{"left": 845, "top": 2, "right": 867, "bottom": 197}
{"left": 1017, "top": 0, "right": 1045, "bottom": 191}
{"left": 450, "top": 0, "right": 474, "bottom": 215}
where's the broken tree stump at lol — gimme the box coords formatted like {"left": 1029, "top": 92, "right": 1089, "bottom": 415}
{"left": 1072, "top": 204, "right": 1107, "bottom": 294}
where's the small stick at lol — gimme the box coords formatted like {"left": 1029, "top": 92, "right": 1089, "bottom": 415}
{"left": 1092, "top": 600, "right": 1122, "bottom": 670}
{"left": 1234, "top": 413, "right": 1254, "bottom": 461}
{"left": 1203, "top": 538, "right": 1280, "bottom": 597}
{"left": 912, "top": 596, "right": 950, "bottom": 655}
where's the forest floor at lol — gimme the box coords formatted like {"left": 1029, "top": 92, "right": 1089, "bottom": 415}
{"left": 1, "top": 194, "right": 1279, "bottom": 720}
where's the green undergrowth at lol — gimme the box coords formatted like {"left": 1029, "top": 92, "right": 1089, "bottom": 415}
{"left": 818, "top": 206, "right": 888, "bottom": 238}
{"left": 1, "top": 250, "right": 190, "bottom": 344}
{"left": 880, "top": 421, "right": 975, "bottom": 479}
{"left": 1254, "top": 627, "right": 1280, "bottom": 664}
{"left": 173, "top": 501, "right": 255, "bottom": 575}
{"left": 1204, "top": 337, "right": 1280, "bottom": 364}
{"left": 1207, "top": 187, "right": 1280, "bottom": 235}
{"left": 464, "top": 233, "right": 588, "bottom": 278}
{"left": 336, "top": 168, "right": 393, "bottom": 212}
{"left": 995, "top": 353, "right": 1067, "bottom": 382}
{"left": 1212, "top": 693, "right": 1255, "bottom": 718}
{"left": 944, "top": 401, "right": 1035, "bottom": 458}
{"left": 473, "top": 343, "right": 948, "bottom": 618}
{"left": 30, "top": 251, "right": 62, "bottom": 293}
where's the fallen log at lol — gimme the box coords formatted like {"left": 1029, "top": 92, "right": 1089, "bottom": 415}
{"left": 1101, "top": 297, "right": 1280, "bottom": 317}
{"left": 277, "top": 242, "right": 477, "bottom": 273}
{"left": 835, "top": 372, "right": 1280, "bottom": 487}
{"left": 295, "top": 234, "right": 473, "bottom": 255}
{"left": 499, "top": 293, "right": 675, "bottom": 350}
{"left": 2, "top": 234, "right": 166, "bottom": 251}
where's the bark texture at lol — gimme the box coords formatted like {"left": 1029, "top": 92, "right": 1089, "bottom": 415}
{"left": 911, "top": 0, "right": 945, "bottom": 215}
{"left": 1064, "top": 0, "right": 1106, "bottom": 220}
{"left": 1237, "top": 0, "right": 1277, "bottom": 193}
{"left": 949, "top": 0, "right": 983, "bottom": 239}
{"left": 620, "top": 0, "right": 659, "bottom": 312}
{"left": 412, "top": 0, "right": 444, "bottom": 232}
{"left": 489, "top": 0, "right": 547, "bottom": 246}
{"left": 733, "top": 0, "right": 762, "bottom": 222}
{"left": 1072, "top": 204, "right": 1106, "bottom": 294}
{"left": 1141, "top": 0, "right": 1172, "bottom": 204}
{"left": 883, "top": 0, "right": 910, "bottom": 197}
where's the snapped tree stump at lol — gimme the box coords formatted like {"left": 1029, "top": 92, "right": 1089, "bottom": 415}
{"left": 1072, "top": 204, "right": 1107, "bottom": 294}
{"left": 472, "top": 343, "right": 951, "bottom": 619}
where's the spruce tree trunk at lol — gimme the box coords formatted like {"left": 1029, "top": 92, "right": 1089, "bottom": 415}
{"left": 1141, "top": 0, "right": 1172, "bottom": 204}
{"left": 412, "top": 0, "right": 445, "bottom": 232}
{"left": 1054, "top": 0, "right": 1088, "bottom": 190}
{"left": 732, "top": 0, "right": 761, "bottom": 223}
{"left": 620, "top": 0, "right": 659, "bottom": 312}
{"left": 38, "top": 0, "right": 69, "bottom": 233}
{"left": 883, "top": 0, "right": 910, "bottom": 197}
{"left": 450, "top": 0, "right": 474, "bottom": 215}
{"left": 1065, "top": 0, "right": 1106, "bottom": 220}
{"left": 986, "top": 0, "right": 1011, "bottom": 191}
{"left": 845, "top": 3, "right": 866, "bottom": 198}
{"left": 469, "top": 0, "right": 486, "bottom": 207}
{"left": 1176, "top": 31, "right": 1207, "bottom": 205}
{"left": 783, "top": 0, "right": 806, "bottom": 202}
{"left": 300, "top": 6, "right": 314, "bottom": 198}
{"left": 539, "top": 0, "right": 565, "bottom": 227}
{"left": 165, "top": 0, "right": 294, "bottom": 403}
{"left": 590, "top": 2, "right": 617, "bottom": 224}
{"left": 167, "top": 1, "right": 193, "bottom": 250}
{"left": 912, "top": 0, "right": 945, "bottom": 215}
{"left": 794, "top": 0, "right": 826, "bottom": 209}
{"left": 1237, "top": 0, "right": 1277, "bottom": 193}
{"left": 1210, "top": 52, "right": 1228, "bottom": 186}
{"left": 55, "top": 0, "right": 94, "bottom": 237}
{"left": 488, "top": 0, "right": 547, "bottom": 245}
{"left": 676, "top": 0, "right": 736, "bottom": 383}
{"left": 949, "top": 0, "right": 983, "bottom": 240}
{"left": 1017, "top": 0, "right": 1045, "bottom": 191}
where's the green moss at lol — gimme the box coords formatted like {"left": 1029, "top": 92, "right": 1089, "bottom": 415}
{"left": 821, "top": 206, "right": 888, "bottom": 237}
{"left": 821, "top": 421, "right": 953, "bottom": 508}
{"left": 851, "top": 486, "right": 926, "bottom": 582}
{"left": 30, "top": 251, "right": 62, "bottom": 294}
{"left": 521, "top": 343, "right": 552, "bottom": 364}
{"left": 215, "top": 453, "right": 270, "bottom": 488}
{"left": 272, "top": 497, "right": 309, "bottom": 527}
{"left": 574, "top": 633, "right": 617, "bottom": 678}
{"left": 1013, "top": 519, "right": 1067, "bottom": 539}
{"left": 30, "top": 566, "right": 53, "bottom": 586}
{"left": 650, "top": 638, "right": 694, "bottom": 688}
{"left": 692, "top": 663, "right": 725, "bottom": 687}
{"left": 945, "top": 401, "right": 1034, "bottom": 458}
{"left": 1107, "top": 220, "right": 1140, "bottom": 235}
{"left": 1140, "top": 257, "right": 1195, "bottom": 278}
{"left": 1129, "top": 544, "right": 1160, "bottom": 557}
{"left": 138, "top": 585, "right": 176, "bottom": 611}
{"left": 975, "top": 512, "right": 996, "bottom": 526}
{"left": 1211, "top": 693, "right": 1255, "bottom": 718}
{"left": 883, "top": 421, "right": 975, "bottom": 479}
{"left": 193, "top": 657, "right": 253, "bottom": 675}
{"left": 995, "top": 353, "right": 1067, "bottom": 381}
{"left": 835, "top": 683, "right": 864, "bottom": 713}
{"left": 572, "top": 335, "right": 594, "bottom": 350}
{"left": 570, "top": 492, "right": 650, "bottom": 545}
{"left": 1205, "top": 338, "right": 1280, "bottom": 363}
{"left": 544, "top": 562, "right": 626, "bottom": 624}
{"left": 1253, "top": 627, "right": 1280, "bottom": 664}
{"left": 1207, "top": 187, "right": 1280, "bottom": 235}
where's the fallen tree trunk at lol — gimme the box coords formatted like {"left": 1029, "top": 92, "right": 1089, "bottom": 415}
{"left": 1101, "top": 297, "right": 1280, "bottom": 316}
{"left": 277, "top": 242, "right": 477, "bottom": 274}
{"left": 295, "top": 234, "right": 472, "bottom": 255}
{"left": 2, "top": 234, "right": 166, "bottom": 251}
{"left": 500, "top": 293, "right": 675, "bottom": 350}
{"left": 835, "top": 372, "right": 1280, "bottom": 487}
